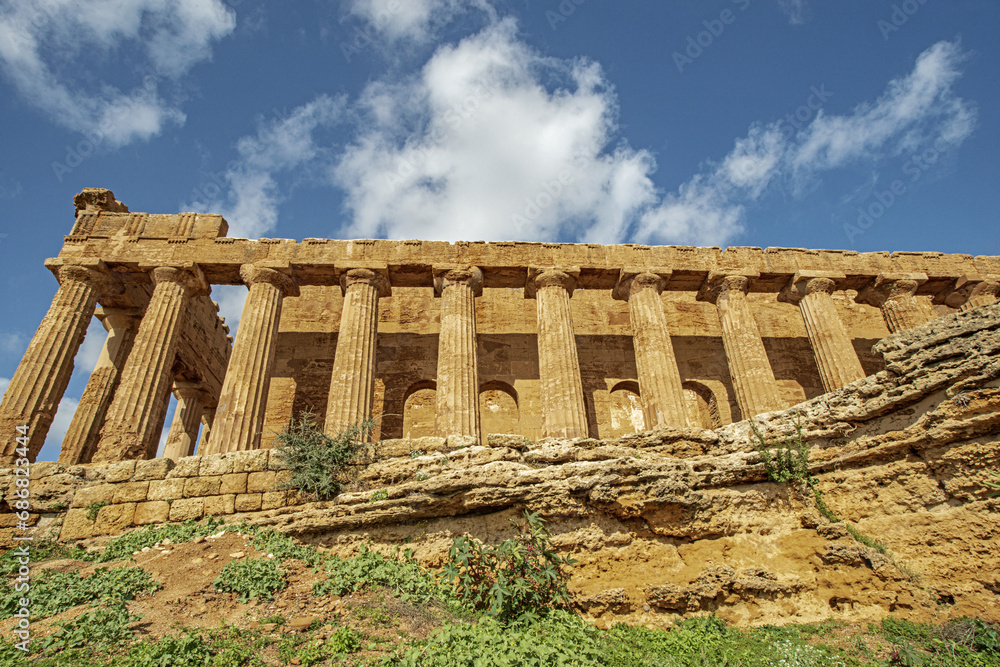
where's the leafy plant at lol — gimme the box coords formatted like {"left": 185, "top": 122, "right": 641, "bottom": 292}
{"left": 750, "top": 419, "right": 809, "bottom": 483}
{"left": 86, "top": 501, "right": 108, "bottom": 521}
{"left": 272, "top": 411, "right": 375, "bottom": 500}
{"left": 0, "top": 565, "right": 159, "bottom": 620}
{"left": 327, "top": 626, "right": 364, "bottom": 654}
{"left": 313, "top": 543, "right": 451, "bottom": 605}
{"left": 443, "top": 510, "right": 576, "bottom": 623}
{"left": 213, "top": 557, "right": 287, "bottom": 602}
{"left": 37, "top": 601, "right": 139, "bottom": 653}
{"left": 97, "top": 516, "right": 227, "bottom": 563}
{"left": 986, "top": 470, "right": 1000, "bottom": 497}
{"left": 124, "top": 631, "right": 215, "bottom": 667}
{"left": 368, "top": 489, "right": 389, "bottom": 502}
{"left": 408, "top": 449, "right": 426, "bottom": 458}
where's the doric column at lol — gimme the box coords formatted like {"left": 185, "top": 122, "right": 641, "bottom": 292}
{"left": 697, "top": 271, "right": 782, "bottom": 420}
{"left": 198, "top": 407, "right": 216, "bottom": 453}
{"left": 162, "top": 383, "right": 211, "bottom": 461}
{"left": 935, "top": 274, "right": 1000, "bottom": 311}
{"left": 205, "top": 263, "right": 299, "bottom": 454}
{"left": 93, "top": 263, "right": 208, "bottom": 462}
{"left": 857, "top": 272, "right": 935, "bottom": 333}
{"left": 58, "top": 307, "right": 139, "bottom": 465}
{"left": 613, "top": 268, "right": 689, "bottom": 429}
{"left": 324, "top": 267, "right": 390, "bottom": 436}
{"left": 779, "top": 271, "right": 866, "bottom": 392}
{"left": 526, "top": 266, "right": 588, "bottom": 439}
{"left": 0, "top": 259, "right": 121, "bottom": 464}
{"left": 433, "top": 265, "right": 483, "bottom": 441}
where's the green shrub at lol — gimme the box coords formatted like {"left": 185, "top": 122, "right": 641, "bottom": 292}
{"left": 368, "top": 489, "right": 389, "bottom": 502}
{"left": 313, "top": 544, "right": 451, "bottom": 604}
{"left": 327, "top": 626, "right": 364, "bottom": 654}
{"left": 272, "top": 411, "right": 375, "bottom": 500}
{"left": 0, "top": 565, "right": 159, "bottom": 620}
{"left": 0, "top": 540, "right": 93, "bottom": 578}
{"left": 38, "top": 601, "right": 138, "bottom": 653}
{"left": 213, "top": 557, "right": 287, "bottom": 602}
{"left": 391, "top": 609, "right": 604, "bottom": 667}
{"left": 124, "top": 631, "right": 215, "bottom": 667}
{"left": 443, "top": 511, "right": 576, "bottom": 623}
{"left": 234, "top": 523, "right": 325, "bottom": 568}
{"left": 750, "top": 419, "right": 809, "bottom": 483}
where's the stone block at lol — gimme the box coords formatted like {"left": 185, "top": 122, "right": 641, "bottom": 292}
{"left": 184, "top": 476, "right": 222, "bottom": 497}
{"left": 267, "top": 450, "right": 291, "bottom": 471}
{"left": 486, "top": 434, "right": 528, "bottom": 450}
{"left": 247, "top": 471, "right": 276, "bottom": 493}
{"left": 231, "top": 449, "right": 270, "bottom": 473}
{"left": 166, "top": 456, "right": 201, "bottom": 478}
{"left": 261, "top": 491, "right": 286, "bottom": 510}
{"left": 274, "top": 470, "right": 293, "bottom": 487}
{"left": 94, "top": 503, "right": 136, "bottom": 535}
{"left": 104, "top": 461, "right": 136, "bottom": 483}
{"left": 28, "top": 461, "right": 65, "bottom": 480}
{"left": 133, "top": 458, "right": 175, "bottom": 481}
{"left": 169, "top": 498, "right": 204, "bottom": 522}
{"left": 147, "top": 478, "right": 185, "bottom": 502}
{"left": 204, "top": 494, "right": 236, "bottom": 516}
{"left": 220, "top": 473, "right": 248, "bottom": 495}
{"left": 446, "top": 434, "right": 478, "bottom": 449}
{"left": 112, "top": 481, "right": 150, "bottom": 504}
{"left": 199, "top": 455, "right": 232, "bottom": 476}
{"left": 133, "top": 501, "right": 170, "bottom": 525}
{"left": 72, "top": 484, "right": 117, "bottom": 508}
{"left": 0, "top": 513, "right": 37, "bottom": 527}
{"left": 28, "top": 473, "right": 84, "bottom": 510}
{"left": 59, "top": 508, "right": 95, "bottom": 540}
{"left": 234, "top": 493, "right": 262, "bottom": 512}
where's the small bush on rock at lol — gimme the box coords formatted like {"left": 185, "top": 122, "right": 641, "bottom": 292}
{"left": 272, "top": 411, "right": 375, "bottom": 500}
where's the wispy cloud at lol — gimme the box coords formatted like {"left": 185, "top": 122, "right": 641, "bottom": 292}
{"left": 0, "top": 0, "right": 236, "bottom": 146}
{"left": 637, "top": 39, "right": 975, "bottom": 246}
{"left": 778, "top": 0, "right": 807, "bottom": 25}
{"left": 345, "top": 0, "right": 496, "bottom": 45}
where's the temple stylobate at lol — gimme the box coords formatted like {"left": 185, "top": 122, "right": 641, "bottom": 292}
{"left": 2, "top": 187, "right": 999, "bottom": 466}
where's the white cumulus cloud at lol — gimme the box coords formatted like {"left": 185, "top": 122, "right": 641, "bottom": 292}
{"left": 346, "top": 0, "right": 495, "bottom": 44}
{"left": 0, "top": 0, "right": 236, "bottom": 146}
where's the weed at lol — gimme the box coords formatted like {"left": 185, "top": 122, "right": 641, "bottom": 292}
{"left": 409, "top": 449, "right": 426, "bottom": 458}
{"left": 37, "top": 601, "right": 139, "bottom": 653}
{"left": 272, "top": 411, "right": 376, "bottom": 500}
{"left": 259, "top": 614, "right": 286, "bottom": 625}
{"left": 443, "top": 510, "right": 576, "bottom": 623}
{"left": 986, "top": 470, "right": 1000, "bottom": 497}
{"left": 414, "top": 471, "right": 430, "bottom": 481}
{"left": 0, "top": 565, "right": 159, "bottom": 620}
{"left": 368, "top": 489, "right": 389, "bottom": 502}
{"left": 97, "top": 516, "right": 227, "bottom": 563}
{"left": 86, "top": 501, "right": 108, "bottom": 521}
{"left": 213, "top": 557, "right": 287, "bottom": 602}
{"left": 314, "top": 544, "right": 452, "bottom": 605}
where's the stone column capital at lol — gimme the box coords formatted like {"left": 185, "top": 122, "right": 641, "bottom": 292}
{"left": 336, "top": 266, "right": 391, "bottom": 298}
{"left": 934, "top": 274, "right": 1000, "bottom": 308}
{"left": 172, "top": 381, "right": 213, "bottom": 404}
{"left": 141, "top": 262, "right": 210, "bottom": 298}
{"left": 856, "top": 272, "right": 927, "bottom": 308}
{"left": 612, "top": 267, "right": 672, "bottom": 301}
{"left": 433, "top": 264, "right": 483, "bottom": 297}
{"left": 696, "top": 270, "right": 759, "bottom": 304}
{"left": 95, "top": 306, "right": 141, "bottom": 332}
{"left": 240, "top": 262, "right": 300, "bottom": 297}
{"left": 45, "top": 258, "right": 124, "bottom": 298}
{"left": 778, "top": 271, "right": 846, "bottom": 305}
{"left": 525, "top": 266, "right": 580, "bottom": 299}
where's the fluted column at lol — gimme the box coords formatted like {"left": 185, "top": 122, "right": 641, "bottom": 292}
{"left": 205, "top": 263, "right": 299, "bottom": 454}
{"left": 857, "top": 273, "right": 935, "bottom": 333}
{"left": 162, "top": 383, "right": 210, "bottom": 461}
{"left": 697, "top": 271, "right": 782, "bottom": 420}
{"left": 58, "top": 307, "right": 139, "bottom": 464}
{"left": 325, "top": 268, "right": 390, "bottom": 435}
{"left": 93, "top": 263, "right": 208, "bottom": 462}
{"left": 613, "top": 268, "right": 689, "bottom": 429}
{"left": 779, "top": 271, "right": 866, "bottom": 392}
{"left": 527, "top": 266, "right": 588, "bottom": 439}
{"left": 0, "top": 259, "right": 120, "bottom": 464}
{"left": 936, "top": 275, "right": 1000, "bottom": 311}
{"left": 434, "top": 265, "right": 483, "bottom": 441}
{"left": 197, "top": 408, "right": 216, "bottom": 453}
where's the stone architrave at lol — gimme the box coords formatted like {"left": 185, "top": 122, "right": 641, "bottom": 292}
{"left": 433, "top": 265, "right": 483, "bottom": 440}
{"left": 324, "top": 267, "right": 391, "bottom": 436}
{"left": 58, "top": 307, "right": 139, "bottom": 465}
{"left": 697, "top": 271, "right": 782, "bottom": 420}
{"left": 0, "top": 259, "right": 121, "bottom": 464}
{"left": 936, "top": 274, "right": 1000, "bottom": 312}
{"left": 779, "top": 271, "right": 866, "bottom": 393}
{"left": 526, "top": 266, "right": 588, "bottom": 439}
{"left": 857, "top": 272, "right": 935, "bottom": 333}
{"left": 206, "top": 263, "right": 299, "bottom": 454}
{"left": 613, "top": 268, "right": 689, "bottom": 429}
{"left": 162, "top": 383, "right": 212, "bottom": 461}
{"left": 93, "top": 263, "right": 209, "bottom": 462}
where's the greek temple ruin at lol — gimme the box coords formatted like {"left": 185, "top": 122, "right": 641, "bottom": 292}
{"left": 2, "top": 188, "right": 998, "bottom": 467}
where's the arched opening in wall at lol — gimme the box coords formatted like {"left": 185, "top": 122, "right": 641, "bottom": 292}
{"left": 607, "top": 381, "right": 644, "bottom": 438}
{"left": 402, "top": 381, "right": 436, "bottom": 439}
{"left": 479, "top": 381, "right": 519, "bottom": 441}
{"left": 683, "top": 381, "right": 721, "bottom": 429}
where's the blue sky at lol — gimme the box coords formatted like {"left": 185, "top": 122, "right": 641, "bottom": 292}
{"left": 1, "top": 0, "right": 998, "bottom": 461}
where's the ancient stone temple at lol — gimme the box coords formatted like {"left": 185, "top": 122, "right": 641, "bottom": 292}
{"left": 2, "top": 188, "right": 999, "bottom": 466}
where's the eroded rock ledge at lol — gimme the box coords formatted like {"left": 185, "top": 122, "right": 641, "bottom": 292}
{"left": 3, "top": 304, "right": 998, "bottom": 628}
